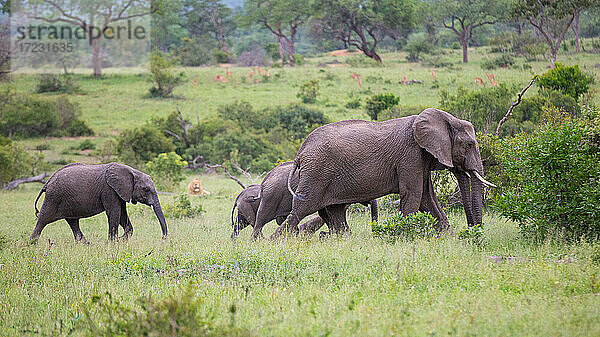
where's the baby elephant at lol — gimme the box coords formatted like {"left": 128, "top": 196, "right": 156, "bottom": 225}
{"left": 30, "top": 162, "right": 168, "bottom": 243}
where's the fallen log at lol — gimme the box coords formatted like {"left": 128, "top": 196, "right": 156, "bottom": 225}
{"left": 3, "top": 172, "right": 49, "bottom": 190}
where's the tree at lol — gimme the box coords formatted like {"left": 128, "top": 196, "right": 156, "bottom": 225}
{"left": 23, "top": 0, "right": 154, "bottom": 77}
{"left": 240, "top": 0, "right": 314, "bottom": 67}
{"left": 314, "top": 0, "right": 417, "bottom": 62}
{"left": 152, "top": 0, "right": 185, "bottom": 52}
{"left": 430, "top": 0, "right": 506, "bottom": 63}
{"left": 0, "top": 0, "right": 12, "bottom": 76}
{"left": 512, "top": 0, "right": 595, "bottom": 67}
{"left": 183, "top": 0, "right": 235, "bottom": 53}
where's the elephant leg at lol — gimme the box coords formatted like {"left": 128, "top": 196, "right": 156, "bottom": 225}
{"left": 251, "top": 202, "right": 276, "bottom": 241}
{"left": 29, "top": 202, "right": 60, "bottom": 243}
{"left": 326, "top": 204, "right": 350, "bottom": 236}
{"left": 66, "top": 218, "right": 88, "bottom": 244}
{"left": 105, "top": 208, "right": 120, "bottom": 241}
{"left": 298, "top": 215, "right": 326, "bottom": 237}
{"left": 270, "top": 208, "right": 311, "bottom": 240}
{"left": 119, "top": 202, "right": 133, "bottom": 240}
{"left": 420, "top": 172, "right": 449, "bottom": 232}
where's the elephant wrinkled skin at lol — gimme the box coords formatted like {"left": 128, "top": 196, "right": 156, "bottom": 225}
{"left": 30, "top": 162, "right": 168, "bottom": 243}
{"left": 271, "top": 108, "right": 489, "bottom": 239}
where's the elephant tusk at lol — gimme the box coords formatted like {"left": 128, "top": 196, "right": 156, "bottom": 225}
{"left": 463, "top": 170, "right": 471, "bottom": 179}
{"left": 473, "top": 171, "right": 497, "bottom": 188}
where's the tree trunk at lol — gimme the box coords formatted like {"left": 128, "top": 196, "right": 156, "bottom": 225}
{"left": 287, "top": 28, "right": 296, "bottom": 67}
{"left": 461, "top": 35, "right": 468, "bottom": 63}
{"left": 549, "top": 47, "right": 557, "bottom": 68}
{"left": 91, "top": 34, "right": 102, "bottom": 77}
{"left": 362, "top": 48, "right": 382, "bottom": 62}
{"left": 277, "top": 34, "right": 286, "bottom": 66}
{"left": 573, "top": 12, "right": 580, "bottom": 53}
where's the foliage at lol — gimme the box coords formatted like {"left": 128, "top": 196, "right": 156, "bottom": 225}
{"left": 149, "top": 51, "right": 185, "bottom": 98}
{"left": 212, "top": 48, "right": 230, "bottom": 64}
{"left": 177, "top": 37, "right": 215, "bottom": 66}
{"left": 481, "top": 54, "right": 515, "bottom": 70}
{"left": 365, "top": 93, "right": 399, "bottom": 120}
{"left": 345, "top": 97, "right": 361, "bottom": 109}
{"left": 36, "top": 73, "right": 80, "bottom": 94}
{"left": 162, "top": 194, "right": 204, "bottom": 219}
{"left": 346, "top": 55, "right": 383, "bottom": 67}
{"left": 372, "top": 211, "right": 438, "bottom": 242}
{"left": 0, "top": 90, "right": 92, "bottom": 138}
{"left": 377, "top": 104, "right": 427, "bottom": 120}
{"left": 404, "top": 33, "right": 435, "bottom": 62}
{"left": 81, "top": 285, "right": 248, "bottom": 336}
{"left": 74, "top": 139, "right": 96, "bottom": 151}
{"left": 495, "top": 118, "right": 600, "bottom": 242}
{"left": 297, "top": 79, "right": 320, "bottom": 104}
{"left": 0, "top": 136, "right": 44, "bottom": 187}
{"left": 146, "top": 152, "right": 188, "bottom": 191}
{"left": 457, "top": 223, "right": 484, "bottom": 245}
{"left": 537, "top": 63, "right": 595, "bottom": 102}
{"left": 117, "top": 125, "right": 176, "bottom": 168}
{"left": 439, "top": 84, "right": 514, "bottom": 134}
{"left": 265, "top": 104, "right": 329, "bottom": 140}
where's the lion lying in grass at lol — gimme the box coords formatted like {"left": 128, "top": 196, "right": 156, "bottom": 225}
{"left": 188, "top": 178, "right": 210, "bottom": 196}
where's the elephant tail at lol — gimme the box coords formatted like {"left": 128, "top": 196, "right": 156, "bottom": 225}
{"left": 34, "top": 185, "right": 46, "bottom": 218}
{"left": 287, "top": 162, "right": 306, "bottom": 202}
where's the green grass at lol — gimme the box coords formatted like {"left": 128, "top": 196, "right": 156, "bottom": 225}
{"left": 1, "top": 47, "right": 600, "bottom": 335}
{"left": 1, "top": 177, "right": 600, "bottom": 336}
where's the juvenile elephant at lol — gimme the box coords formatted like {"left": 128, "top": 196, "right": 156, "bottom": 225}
{"left": 30, "top": 162, "right": 168, "bottom": 243}
{"left": 234, "top": 161, "right": 378, "bottom": 240}
{"left": 271, "top": 108, "right": 495, "bottom": 239}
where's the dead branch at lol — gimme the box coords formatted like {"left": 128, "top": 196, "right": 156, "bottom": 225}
{"left": 206, "top": 164, "right": 246, "bottom": 189}
{"left": 496, "top": 75, "right": 538, "bottom": 137}
{"left": 3, "top": 173, "right": 49, "bottom": 190}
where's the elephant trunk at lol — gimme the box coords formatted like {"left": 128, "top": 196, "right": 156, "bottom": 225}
{"left": 456, "top": 171, "right": 475, "bottom": 226}
{"left": 470, "top": 171, "right": 484, "bottom": 226}
{"left": 152, "top": 200, "right": 168, "bottom": 239}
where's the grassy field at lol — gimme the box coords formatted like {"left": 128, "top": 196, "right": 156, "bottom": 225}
{"left": 1, "top": 48, "right": 600, "bottom": 336}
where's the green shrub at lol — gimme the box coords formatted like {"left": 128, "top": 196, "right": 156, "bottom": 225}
{"left": 439, "top": 84, "right": 514, "bottom": 134}
{"left": 117, "top": 125, "right": 176, "bottom": 168}
{"left": 297, "top": 79, "right": 320, "bottom": 104}
{"left": 163, "top": 194, "right": 204, "bottom": 218}
{"left": 293, "top": 54, "right": 305, "bottom": 65}
{"left": 266, "top": 104, "right": 328, "bottom": 140}
{"left": 481, "top": 54, "right": 515, "bottom": 70}
{"left": 0, "top": 90, "right": 91, "bottom": 138}
{"left": 495, "top": 119, "right": 600, "bottom": 242}
{"left": 177, "top": 37, "right": 214, "bottom": 66}
{"left": 74, "top": 139, "right": 96, "bottom": 151}
{"left": 377, "top": 105, "right": 427, "bottom": 121}
{"left": 145, "top": 152, "right": 187, "bottom": 191}
{"left": 345, "top": 98, "right": 361, "bottom": 109}
{"left": 0, "top": 136, "right": 44, "bottom": 187}
{"left": 372, "top": 212, "right": 438, "bottom": 242}
{"left": 212, "top": 48, "right": 229, "bottom": 63}
{"left": 365, "top": 93, "right": 399, "bottom": 120}
{"left": 346, "top": 55, "right": 382, "bottom": 67}
{"left": 36, "top": 73, "right": 80, "bottom": 94}
{"left": 80, "top": 285, "right": 250, "bottom": 336}
{"left": 420, "top": 55, "right": 454, "bottom": 68}
{"left": 404, "top": 33, "right": 435, "bottom": 62}
{"left": 537, "top": 63, "right": 594, "bottom": 102}
{"left": 266, "top": 43, "right": 281, "bottom": 61}
{"left": 457, "top": 223, "right": 484, "bottom": 246}
{"left": 148, "top": 51, "right": 185, "bottom": 98}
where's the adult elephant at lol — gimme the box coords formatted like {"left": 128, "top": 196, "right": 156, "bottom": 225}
{"left": 271, "top": 108, "right": 494, "bottom": 239}
{"left": 30, "top": 162, "right": 168, "bottom": 243}
{"left": 231, "top": 161, "right": 378, "bottom": 240}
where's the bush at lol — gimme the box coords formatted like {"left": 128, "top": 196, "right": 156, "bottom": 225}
{"left": 372, "top": 212, "right": 438, "bottom": 243}
{"left": 36, "top": 73, "right": 80, "bottom": 94}
{"left": 237, "top": 48, "right": 268, "bottom": 67}
{"left": 81, "top": 285, "right": 250, "bottom": 336}
{"left": 297, "top": 80, "right": 320, "bottom": 104}
{"left": 163, "top": 194, "right": 204, "bottom": 218}
{"left": 65, "top": 119, "right": 94, "bottom": 137}
{"left": 117, "top": 125, "right": 176, "bottom": 168}
{"left": 495, "top": 120, "right": 600, "bottom": 242}
{"left": 148, "top": 51, "right": 185, "bottom": 98}
{"left": 345, "top": 98, "right": 361, "bottom": 109}
{"left": 74, "top": 139, "right": 96, "bottom": 151}
{"left": 537, "top": 63, "right": 594, "bottom": 102}
{"left": 145, "top": 152, "right": 187, "bottom": 191}
{"left": 481, "top": 54, "right": 515, "bottom": 70}
{"left": 346, "top": 55, "right": 382, "bottom": 67}
{"left": 439, "top": 84, "right": 514, "bottom": 134}
{"left": 0, "top": 90, "right": 92, "bottom": 138}
{"left": 266, "top": 104, "right": 328, "bottom": 140}
{"left": 377, "top": 105, "right": 427, "bottom": 121}
{"left": 0, "top": 136, "right": 44, "bottom": 187}
{"left": 212, "top": 49, "right": 229, "bottom": 63}
{"left": 404, "top": 33, "right": 435, "bottom": 62}
{"left": 178, "top": 37, "right": 213, "bottom": 66}
{"left": 293, "top": 54, "right": 305, "bottom": 65}
{"left": 365, "top": 93, "right": 399, "bottom": 120}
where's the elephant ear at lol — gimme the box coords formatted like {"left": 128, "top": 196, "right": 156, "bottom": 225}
{"left": 412, "top": 108, "right": 453, "bottom": 168}
{"left": 106, "top": 163, "right": 135, "bottom": 202}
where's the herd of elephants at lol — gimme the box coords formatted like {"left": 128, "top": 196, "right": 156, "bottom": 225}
{"left": 28, "top": 108, "right": 496, "bottom": 244}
